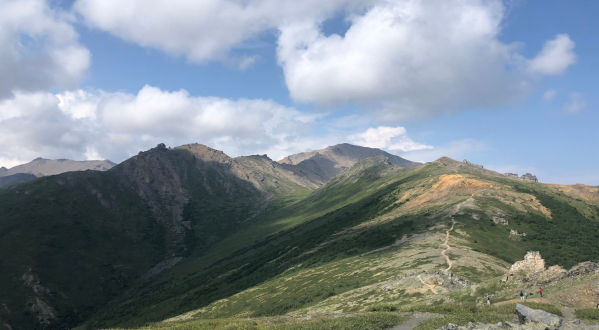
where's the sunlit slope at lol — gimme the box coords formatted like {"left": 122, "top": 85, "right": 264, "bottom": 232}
{"left": 81, "top": 157, "right": 599, "bottom": 329}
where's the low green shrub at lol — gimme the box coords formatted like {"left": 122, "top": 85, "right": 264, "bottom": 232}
{"left": 368, "top": 305, "right": 398, "bottom": 312}
{"left": 575, "top": 309, "right": 599, "bottom": 321}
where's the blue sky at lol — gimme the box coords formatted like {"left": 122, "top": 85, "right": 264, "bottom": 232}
{"left": 0, "top": 0, "right": 597, "bottom": 184}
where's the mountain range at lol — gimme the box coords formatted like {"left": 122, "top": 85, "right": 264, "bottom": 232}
{"left": 0, "top": 158, "right": 115, "bottom": 189}
{"left": 0, "top": 143, "right": 597, "bottom": 330}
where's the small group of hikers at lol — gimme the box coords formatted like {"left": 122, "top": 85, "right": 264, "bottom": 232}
{"left": 519, "top": 287, "right": 543, "bottom": 300}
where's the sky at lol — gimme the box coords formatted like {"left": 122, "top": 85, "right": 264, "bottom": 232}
{"left": 0, "top": 0, "right": 597, "bottom": 184}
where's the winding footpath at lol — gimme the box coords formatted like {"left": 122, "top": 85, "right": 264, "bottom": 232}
{"left": 441, "top": 218, "right": 456, "bottom": 272}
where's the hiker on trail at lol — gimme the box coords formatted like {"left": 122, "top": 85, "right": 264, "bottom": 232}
{"left": 487, "top": 296, "right": 491, "bottom": 305}
{"left": 539, "top": 287, "right": 543, "bottom": 297}
{"left": 520, "top": 291, "right": 524, "bottom": 300}
{"left": 525, "top": 290, "right": 528, "bottom": 300}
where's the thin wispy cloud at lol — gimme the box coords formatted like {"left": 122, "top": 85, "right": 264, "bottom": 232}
{"left": 563, "top": 92, "right": 586, "bottom": 114}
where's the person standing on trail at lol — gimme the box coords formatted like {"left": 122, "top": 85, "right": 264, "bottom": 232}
{"left": 525, "top": 290, "right": 528, "bottom": 300}
{"left": 520, "top": 291, "right": 524, "bottom": 300}
{"left": 539, "top": 287, "right": 543, "bottom": 297}
{"left": 487, "top": 296, "right": 491, "bottom": 305}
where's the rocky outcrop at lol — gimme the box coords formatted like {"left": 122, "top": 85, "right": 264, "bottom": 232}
{"left": 516, "top": 304, "right": 562, "bottom": 330}
{"left": 538, "top": 262, "right": 599, "bottom": 286}
{"left": 510, "top": 229, "right": 527, "bottom": 237}
{"left": 510, "top": 252, "right": 546, "bottom": 274}
{"left": 434, "top": 157, "right": 506, "bottom": 179}
{"left": 463, "top": 160, "right": 484, "bottom": 168}
{"left": 441, "top": 305, "right": 599, "bottom": 330}
{"left": 521, "top": 174, "right": 539, "bottom": 182}
{"left": 504, "top": 173, "right": 539, "bottom": 182}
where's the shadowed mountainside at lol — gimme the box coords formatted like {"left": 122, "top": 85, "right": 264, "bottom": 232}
{"left": 0, "top": 173, "right": 37, "bottom": 189}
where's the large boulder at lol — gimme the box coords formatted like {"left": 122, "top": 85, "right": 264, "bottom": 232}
{"left": 516, "top": 304, "right": 562, "bottom": 330}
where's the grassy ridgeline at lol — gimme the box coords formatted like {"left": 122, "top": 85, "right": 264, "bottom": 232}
{"left": 104, "top": 313, "right": 408, "bottom": 330}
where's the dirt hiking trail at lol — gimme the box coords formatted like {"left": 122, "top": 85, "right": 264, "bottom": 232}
{"left": 442, "top": 218, "right": 456, "bottom": 272}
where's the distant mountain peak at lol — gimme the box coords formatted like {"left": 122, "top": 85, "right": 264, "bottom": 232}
{"left": 279, "top": 143, "right": 419, "bottom": 182}
{"left": 174, "top": 143, "right": 233, "bottom": 164}
{"left": 0, "top": 158, "right": 116, "bottom": 180}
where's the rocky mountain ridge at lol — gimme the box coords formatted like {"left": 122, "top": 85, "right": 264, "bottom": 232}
{"left": 0, "top": 158, "right": 116, "bottom": 189}
{"left": 278, "top": 143, "right": 420, "bottom": 183}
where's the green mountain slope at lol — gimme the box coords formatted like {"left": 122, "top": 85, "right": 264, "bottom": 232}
{"left": 81, "top": 157, "right": 599, "bottom": 329}
{"left": 1, "top": 144, "right": 599, "bottom": 330}
{"left": 0, "top": 173, "right": 37, "bottom": 188}
{"left": 0, "top": 143, "right": 318, "bottom": 330}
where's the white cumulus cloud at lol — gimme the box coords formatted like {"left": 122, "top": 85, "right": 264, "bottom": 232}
{"left": 529, "top": 34, "right": 576, "bottom": 76}
{"left": 349, "top": 126, "right": 432, "bottom": 152}
{"left": 0, "top": 86, "right": 333, "bottom": 166}
{"left": 73, "top": 0, "right": 373, "bottom": 66}
{"left": 277, "top": 0, "right": 577, "bottom": 121}
{"left": 71, "top": 0, "right": 577, "bottom": 120}
{"left": 0, "top": 0, "right": 90, "bottom": 99}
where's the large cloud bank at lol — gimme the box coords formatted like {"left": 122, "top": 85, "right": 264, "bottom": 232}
{"left": 0, "top": 86, "right": 336, "bottom": 166}
{"left": 75, "top": 0, "right": 576, "bottom": 119}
